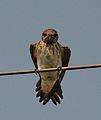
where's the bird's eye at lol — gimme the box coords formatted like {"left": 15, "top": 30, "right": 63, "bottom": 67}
{"left": 54, "top": 33, "right": 58, "bottom": 37}
{"left": 42, "top": 33, "right": 47, "bottom": 37}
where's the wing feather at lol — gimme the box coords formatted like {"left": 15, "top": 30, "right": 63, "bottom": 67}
{"left": 29, "top": 43, "right": 37, "bottom": 68}
{"left": 59, "top": 45, "right": 71, "bottom": 83}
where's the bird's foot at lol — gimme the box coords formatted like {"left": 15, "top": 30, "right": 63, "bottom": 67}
{"left": 34, "top": 68, "right": 38, "bottom": 75}
{"left": 57, "top": 66, "right": 62, "bottom": 72}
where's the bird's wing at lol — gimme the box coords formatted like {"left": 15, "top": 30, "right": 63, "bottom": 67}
{"left": 59, "top": 45, "right": 71, "bottom": 83}
{"left": 29, "top": 43, "right": 38, "bottom": 68}
{"left": 30, "top": 42, "right": 42, "bottom": 94}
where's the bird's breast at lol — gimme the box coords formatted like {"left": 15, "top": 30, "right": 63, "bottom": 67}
{"left": 37, "top": 44, "right": 62, "bottom": 69}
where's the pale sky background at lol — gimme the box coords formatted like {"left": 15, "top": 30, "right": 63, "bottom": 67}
{"left": 0, "top": 0, "right": 101, "bottom": 120}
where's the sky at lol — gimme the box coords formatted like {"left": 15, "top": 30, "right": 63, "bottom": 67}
{"left": 0, "top": 0, "right": 101, "bottom": 120}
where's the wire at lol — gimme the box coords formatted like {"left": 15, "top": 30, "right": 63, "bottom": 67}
{"left": 0, "top": 64, "right": 101, "bottom": 76}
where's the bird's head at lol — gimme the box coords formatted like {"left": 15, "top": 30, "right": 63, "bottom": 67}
{"left": 41, "top": 28, "right": 59, "bottom": 44}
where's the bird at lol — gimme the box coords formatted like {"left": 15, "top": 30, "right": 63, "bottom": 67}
{"left": 30, "top": 28, "right": 71, "bottom": 105}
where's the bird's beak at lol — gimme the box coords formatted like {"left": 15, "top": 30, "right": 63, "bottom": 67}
{"left": 47, "top": 35, "right": 53, "bottom": 41}
{"left": 42, "top": 35, "right": 56, "bottom": 44}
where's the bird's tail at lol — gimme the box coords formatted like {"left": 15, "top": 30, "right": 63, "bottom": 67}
{"left": 35, "top": 79, "right": 63, "bottom": 105}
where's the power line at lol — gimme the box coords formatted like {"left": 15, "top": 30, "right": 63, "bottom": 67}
{"left": 0, "top": 64, "right": 101, "bottom": 76}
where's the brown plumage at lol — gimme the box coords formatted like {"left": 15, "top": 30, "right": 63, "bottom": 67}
{"left": 30, "top": 28, "right": 71, "bottom": 105}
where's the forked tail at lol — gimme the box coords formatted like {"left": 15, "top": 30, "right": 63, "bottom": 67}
{"left": 35, "top": 79, "right": 63, "bottom": 105}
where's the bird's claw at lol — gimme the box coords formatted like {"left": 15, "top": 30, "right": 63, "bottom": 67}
{"left": 34, "top": 68, "right": 38, "bottom": 75}
{"left": 57, "top": 66, "right": 62, "bottom": 72}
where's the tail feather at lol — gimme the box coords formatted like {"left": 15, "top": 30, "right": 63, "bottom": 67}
{"left": 35, "top": 79, "right": 63, "bottom": 105}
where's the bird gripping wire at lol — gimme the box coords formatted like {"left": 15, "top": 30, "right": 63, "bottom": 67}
{"left": 0, "top": 64, "right": 101, "bottom": 76}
